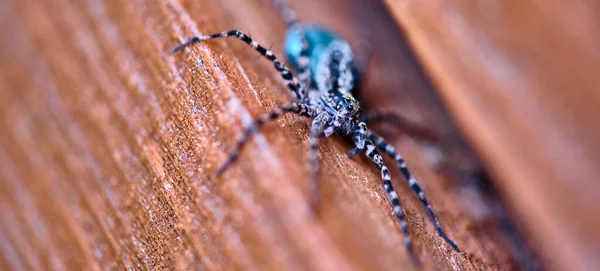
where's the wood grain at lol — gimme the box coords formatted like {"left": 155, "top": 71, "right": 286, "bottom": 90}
{"left": 0, "top": 0, "right": 524, "bottom": 270}
{"left": 382, "top": 0, "right": 600, "bottom": 270}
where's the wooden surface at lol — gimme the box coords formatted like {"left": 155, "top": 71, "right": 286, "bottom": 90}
{"left": 382, "top": 0, "right": 600, "bottom": 270}
{"left": 0, "top": 0, "right": 532, "bottom": 270}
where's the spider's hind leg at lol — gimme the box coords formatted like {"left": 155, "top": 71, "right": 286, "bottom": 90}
{"left": 293, "top": 33, "right": 312, "bottom": 103}
{"left": 216, "top": 103, "right": 315, "bottom": 176}
{"left": 282, "top": 24, "right": 313, "bottom": 102}
{"left": 368, "top": 130, "right": 460, "bottom": 252}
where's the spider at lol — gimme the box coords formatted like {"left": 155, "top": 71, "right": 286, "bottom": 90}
{"left": 173, "top": 0, "right": 459, "bottom": 266}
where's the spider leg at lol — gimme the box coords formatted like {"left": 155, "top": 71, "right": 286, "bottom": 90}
{"left": 307, "top": 113, "right": 327, "bottom": 209}
{"left": 360, "top": 111, "right": 440, "bottom": 143}
{"left": 362, "top": 112, "right": 472, "bottom": 175}
{"left": 367, "top": 130, "right": 460, "bottom": 252}
{"left": 296, "top": 36, "right": 312, "bottom": 103}
{"left": 363, "top": 139, "right": 420, "bottom": 267}
{"left": 173, "top": 30, "right": 306, "bottom": 101}
{"left": 273, "top": 0, "right": 312, "bottom": 101}
{"left": 348, "top": 121, "right": 367, "bottom": 158}
{"left": 216, "top": 103, "right": 316, "bottom": 176}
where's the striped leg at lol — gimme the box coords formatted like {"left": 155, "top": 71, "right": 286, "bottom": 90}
{"left": 173, "top": 30, "right": 307, "bottom": 101}
{"left": 271, "top": 0, "right": 311, "bottom": 94}
{"left": 347, "top": 121, "right": 367, "bottom": 158}
{"left": 272, "top": 0, "right": 312, "bottom": 101}
{"left": 215, "top": 103, "right": 316, "bottom": 176}
{"left": 360, "top": 111, "right": 439, "bottom": 143}
{"left": 368, "top": 130, "right": 460, "bottom": 252}
{"left": 364, "top": 139, "right": 419, "bottom": 266}
{"left": 307, "top": 113, "right": 327, "bottom": 209}
{"left": 295, "top": 35, "right": 312, "bottom": 103}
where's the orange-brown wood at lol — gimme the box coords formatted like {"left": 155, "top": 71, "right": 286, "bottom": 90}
{"left": 383, "top": 0, "right": 600, "bottom": 270}
{"left": 0, "top": 0, "right": 524, "bottom": 270}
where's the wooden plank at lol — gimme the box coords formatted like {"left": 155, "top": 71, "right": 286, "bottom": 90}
{"left": 382, "top": 0, "right": 600, "bottom": 270}
{"left": 0, "top": 0, "right": 523, "bottom": 269}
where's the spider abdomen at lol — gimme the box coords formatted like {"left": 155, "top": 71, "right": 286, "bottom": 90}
{"left": 284, "top": 25, "right": 339, "bottom": 80}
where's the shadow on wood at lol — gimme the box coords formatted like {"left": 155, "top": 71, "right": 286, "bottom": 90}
{"left": 383, "top": 0, "right": 600, "bottom": 270}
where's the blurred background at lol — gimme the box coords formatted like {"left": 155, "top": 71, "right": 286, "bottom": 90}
{"left": 1, "top": 0, "right": 599, "bottom": 270}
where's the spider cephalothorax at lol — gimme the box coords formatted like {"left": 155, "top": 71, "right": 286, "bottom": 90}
{"left": 173, "top": 0, "right": 460, "bottom": 266}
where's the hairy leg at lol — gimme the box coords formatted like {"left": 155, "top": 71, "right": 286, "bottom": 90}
{"left": 368, "top": 130, "right": 460, "bottom": 251}
{"left": 174, "top": 30, "right": 307, "bottom": 101}
{"left": 216, "top": 103, "right": 316, "bottom": 176}
{"left": 363, "top": 139, "right": 420, "bottom": 266}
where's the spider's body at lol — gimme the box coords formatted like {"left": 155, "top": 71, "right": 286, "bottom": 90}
{"left": 173, "top": 0, "right": 460, "bottom": 266}
{"left": 284, "top": 25, "right": 362, "bottom": 139}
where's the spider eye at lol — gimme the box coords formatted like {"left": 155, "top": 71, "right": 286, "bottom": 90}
{"left": 347, "top": 104, "right": 355, "bottom": 111}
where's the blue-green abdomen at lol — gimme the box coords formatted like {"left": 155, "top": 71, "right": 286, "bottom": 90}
{"left": 284, "top": 25, "right": 339, "bottom": 78}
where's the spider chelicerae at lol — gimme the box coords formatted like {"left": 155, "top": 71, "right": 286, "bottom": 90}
{"left": 173, "top": 0, "right": 460, "bottom": 266}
